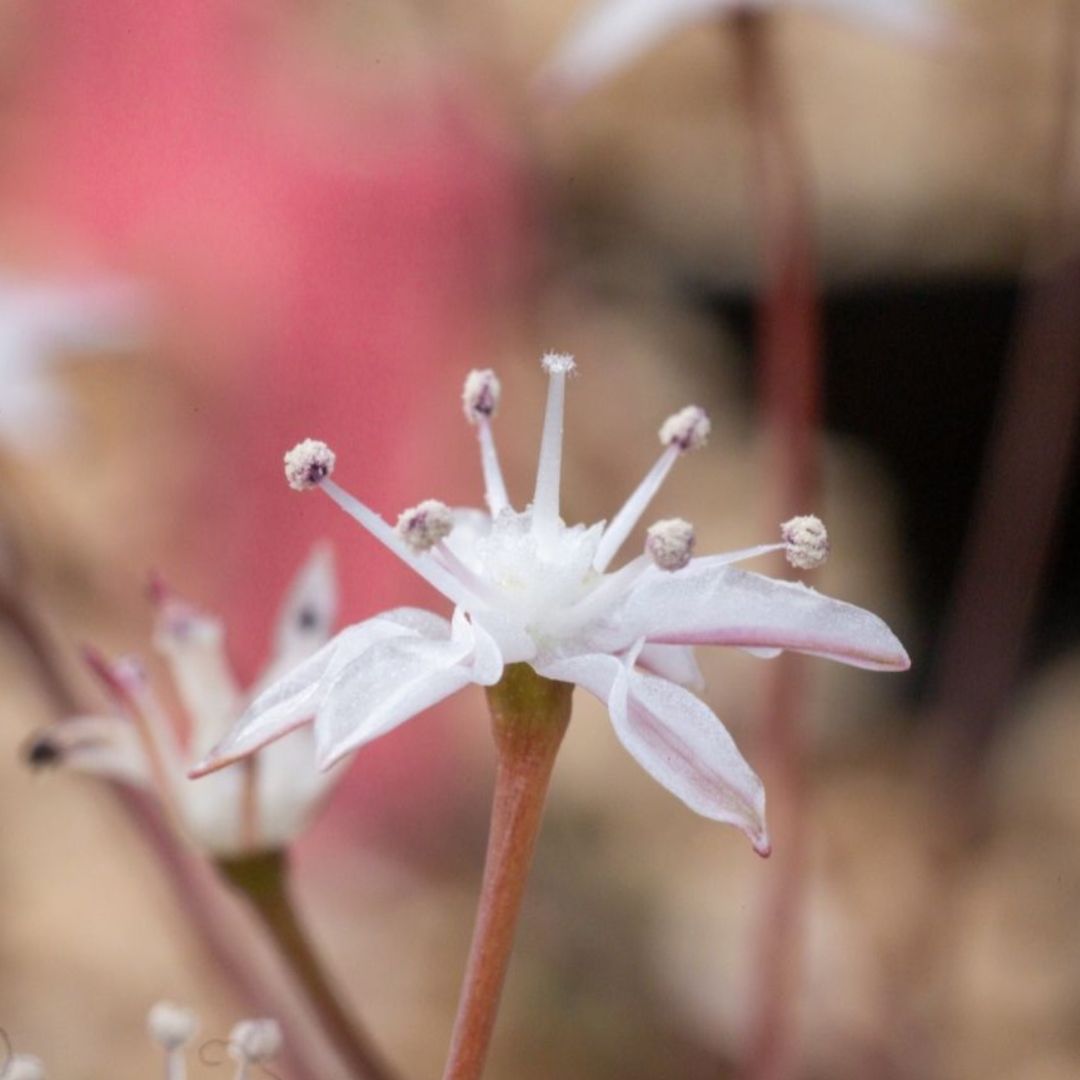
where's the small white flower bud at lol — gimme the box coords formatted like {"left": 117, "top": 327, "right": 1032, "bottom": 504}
{"left": 781, "top": 515, "right": 829, "bottom": 570}
{"left": 646, "top": 518, "right": 695, "bottom": 572}
{"left": 462, "top": 369, "right": 501, "bottom": 423}
{"left": 284, "top": 439, "right": 336, "bottom": 491}
{"left": 540, "top": 351, "right": 576, "bottom": 375}
{"left": 7, "top": 1055, "right": 46, "bottom": 1080}
{"left": 229, "top": 1019, "right": 283, "bottom": 1064}
{"left": 147, "top": 1001, "right": 199, "bottom": 1050}
{"left": 395, "top": 499, "right": 454, "bottom": 553}
{"left": 659, "top": 405, "right": 710, "bottom": 452}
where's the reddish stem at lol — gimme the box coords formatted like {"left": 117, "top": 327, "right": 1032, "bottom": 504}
{"left": 732, "top": 13, "right": 823, "bottom": 1080}
{"left": 442, "top": 665, "right": 573, "bottom": 1080}
{"left": 929, "top": 0, "right": 1080, "bottom": 797}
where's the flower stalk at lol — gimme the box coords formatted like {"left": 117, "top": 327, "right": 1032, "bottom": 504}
{"left": 219, "top": 850, "right": 399, "bottom": 1080}
{"left": 442, "top": 664, "right": 574, "bottom": 1080}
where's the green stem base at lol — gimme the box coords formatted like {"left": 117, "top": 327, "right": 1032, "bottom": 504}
{"left": 219, "top": 850, "right": 399, "bottom": 1080}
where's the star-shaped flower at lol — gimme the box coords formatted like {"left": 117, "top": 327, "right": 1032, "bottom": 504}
{"left": 540, "top": 0, "right": 950, "bottom": 100}
{"left": 194, "top": 355, "right": 908, "bottom": 854}
{"left": 27, "top": 545, "right": 345, "bottom": 857}
{"left": 0, "top": 273, "right": 145, "bottom": 453}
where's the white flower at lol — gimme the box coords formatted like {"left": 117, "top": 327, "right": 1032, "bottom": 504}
{"left": 0, "top": 273, "right": 145, "bottom": 453}
{"left": 193, "top": 356, "right": 908, "bottom": 855}
{"left": 27, "top": 545, "right": 345, "bottom": 857}
{"left": 540, "top": 0, "right": 951, "bottom": 100}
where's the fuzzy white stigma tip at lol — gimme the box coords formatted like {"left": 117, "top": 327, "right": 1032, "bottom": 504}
{"left": 284, "top": 439, "right": 336, "bottom": 491}
{"left": 229, "top": 1019, "right": 283, "bottom": 1064}
{"left": 6, "top": 1055, "right": 46, "bottom": 1080}
{"left": 462, "top": 368, "right": 501, "bottom": 423}
{"left": 781, "top": 515, "right": 829, "bottom": 570}
{"left": 147, "top": 1001, "right": 199, "bottom": 1050}
{"left": 395, "top": 499, "right": 454, "bottom": 553}
{"left": 659, "top": 405, "right": 710, "bottom": 452}
{"left": 646, "top": 518, "right": 695, "bottom": 572}
{"left": 541, "top": 351, "right": 576, "bottom": 375}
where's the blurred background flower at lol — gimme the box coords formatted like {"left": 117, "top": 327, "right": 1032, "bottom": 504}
{"left": 0, "top": 0, "right": 1077, "bottom": 1078}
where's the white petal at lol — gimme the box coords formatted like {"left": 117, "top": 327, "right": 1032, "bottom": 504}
{"left": 178, "top": 767, "right": 246, "bottom": 854}
{"left": 538, "top": 652, "right": 768, "bottom": 851}
{"left": 192, "top": 609, "right": 450, "bottom": 772}
{"left": 606, "top": 563, "right": 910, "bottom": 671}
{"left": 267, "top": 542, "right": 338, "bottom": 672}
{"left": 28, "top": 715, "right": 150, "bottom": 787}
{"left": 541, "top": 0, "right": 733, "bottom": 99}
{"left": 314, "top": 616, "right": 479, "bottom": 768}
{"left": 636, "top": 643, "right": 705, "bottom": 691}
{"left": 154, "top": 602, "right": 242, "bottom": 760}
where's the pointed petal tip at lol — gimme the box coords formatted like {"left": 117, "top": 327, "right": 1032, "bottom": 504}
{"left": 187, "top": 747, "right": 236, "bottom": 779}
{"left": 753, "top": 836, "right": 772, "bottom": 859}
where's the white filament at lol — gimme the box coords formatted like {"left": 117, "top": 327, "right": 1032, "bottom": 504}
{"left": 320, "top": 479, "right": 479, "bottom": 609}
{"left": 593, "top": 444, "right": 679, "bottom": 571}
{"left": 477, "top": 419, "right": 510, "bottom": 515}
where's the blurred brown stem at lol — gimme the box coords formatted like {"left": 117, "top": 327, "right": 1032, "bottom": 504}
{"left": 731, "top": 13, "right": 823, "bottom": 1080}
{"left": 441, "top": 665, "right": 573, "bottom": 1080}
{"left": 927, "top": 0, "right": 1080, "bottom": 804}
{"left": 220, "top": 852, "right": 400, "bottom": 1080}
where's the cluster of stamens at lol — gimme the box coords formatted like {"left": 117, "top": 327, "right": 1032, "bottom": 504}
{"left": 278, "top": 357, "right": 830, "bottom": 638}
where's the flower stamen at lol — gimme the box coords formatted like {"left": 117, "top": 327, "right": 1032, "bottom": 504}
{"left": 464, "top": 369, "right": 510, "bottom": 515}
{"left": 593, "top": 404, "right": 710, "bottom": 572}
{"left": 283, "top": 439, "right": 335, "bottom": 491}
{"left": 395, "top": 499, "right": 454, "bottom": 553}
{"left": 646, "top": 518, "right": 695, "bottom": 571}
{"left": 781, "top": 514, "right": 829, "bottom": 570}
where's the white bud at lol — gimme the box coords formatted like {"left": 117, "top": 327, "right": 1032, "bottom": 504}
{"left": 646, "top": 518, "right": 695, "bottom": 572}
{"left": 395, "top": 499, "right": 454, "bottom": 553}
{"left": 659, "top": 405, "right": 710, "bottom": 452}
{"left": 6, "top": 1055, "right": 46, "bottom": 1080}
{"left": 540, "top": 351, "right": 576, "bottom": 375}
{"left": 229, "top": 1019, "right": 283, "bottom": 1064}
{"left": 462, "top": 369, "right": 501, "bottom": 424}
{"left": 147, "top": 1001, "right": 199, "bottom": 1050}
{"left": 781, "top": 515, "right": 829, "bottom": 570}
{"left": 283, "top": 439, "right": 336, "bottom": 491}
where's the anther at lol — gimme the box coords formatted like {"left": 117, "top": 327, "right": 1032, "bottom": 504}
{"left": 147, "top": 1001, "right": 199, "bottom": 1051}
{"left": 25, "top": 736, "right": 61, "bottom": 768}
{"left": 462, "top": 369, "right": 501, "bottom": 423}
{"left": 646, "top": 518, "right": 695, "bottom": 572}
{"left": 283, "top": 439, "right": 336, "bottom": 491}
{"left": 228, "top": 1019, "right": 282, "bottom": 1065}
{"left": 659, "top": 405, "right": 710, "bottom": 453}
{"left": 395, "top": 499, "right": 454, "bottom": 553}
{"left": 540, "top": 351, "right": 576, "bottom": 375}
{"left": 781, "top": 515, "right": 829, "bottom": 570}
